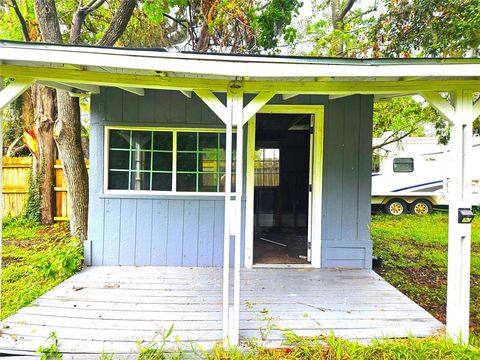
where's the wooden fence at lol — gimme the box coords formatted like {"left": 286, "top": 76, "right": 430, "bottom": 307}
{"left": 2, "top": 157, "right": 89, "bottom": 220}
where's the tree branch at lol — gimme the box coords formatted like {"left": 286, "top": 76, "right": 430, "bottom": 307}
{"left": 70, "top": 0, "right": 107, "bottom": 44}
{"left": 340, "top": 0, "right": 356, "bottom": 21}
{"left": 10, "top": 0, "right": 30, "bottom": 41}
{"left": 96, "top": 0, "right": 137, "bottom": 47}
{"left": 372, "top": 127, "right": 420, "bottom": 150}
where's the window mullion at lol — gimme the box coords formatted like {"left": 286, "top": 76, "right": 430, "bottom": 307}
{"left": 128, "top": 130, "right": 132, "bottom": 190}
{"left": 150, "top": 131, "right": 154, "bottom": 191}
{"left": 172, "top": 131, "right": 177, "bottom": 192}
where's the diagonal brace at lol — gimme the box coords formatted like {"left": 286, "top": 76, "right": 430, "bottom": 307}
{"left": 420, "top": 91, "right": 455, "bottom": 123}
{"left": 0, "top": 77, "right": 33, "bottom": 110}
{"left": 243, "top": 92, "right": 275, "bottom": 125}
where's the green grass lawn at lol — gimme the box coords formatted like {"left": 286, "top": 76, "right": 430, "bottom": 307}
{"left": 1, "top": 217, "right": 83, "bottom": 319}
{"left": 371, "top": 211, "right": 480, "bottom": 336}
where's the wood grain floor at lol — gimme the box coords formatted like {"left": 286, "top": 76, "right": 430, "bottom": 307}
{"left": 0, "top": 266, "right": 444, "bottom": 358}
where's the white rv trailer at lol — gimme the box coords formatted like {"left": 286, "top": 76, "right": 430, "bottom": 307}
{"left": 372, "top": 135, "right": 480, "bottom": 215}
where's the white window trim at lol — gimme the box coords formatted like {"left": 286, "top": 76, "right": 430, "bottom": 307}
{"left": 103, "top": 125, "right": 233, "bottom": 196}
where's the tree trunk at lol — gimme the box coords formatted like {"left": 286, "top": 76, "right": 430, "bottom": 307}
{"left": 31, "top": 84, "right": 56, "bottom": 225}
{"left": 330, "top": 0, "right": 344, "bottom": 56}
{"left": 96, "top": 0, "right": 136, "bottom": 46}
{"left": 55, "top": 92, "right": 89, "bottom": 241}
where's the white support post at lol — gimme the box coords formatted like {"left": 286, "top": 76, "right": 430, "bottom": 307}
{"left": 222, "top": 99, "right": 233, "bottom": 343}
{"left": 231, "top": 84, "right": 244, "bottom": 345}
{"left": 446, "top": 89, "right": 474, "bottom": 344}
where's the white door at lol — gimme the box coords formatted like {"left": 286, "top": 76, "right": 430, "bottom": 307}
{"left": 307, "top": 115, "right": 314, "bottom": 262}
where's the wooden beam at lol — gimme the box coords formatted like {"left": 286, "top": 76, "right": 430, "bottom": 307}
{"left": 2, "top": 64, "right": 480, "bottom": 94}
{"left": 420, "top": 92, "right": 455, "bottom": 123}
{"left": 38, "top": 80, "right": 75, "bottom": 92}
{"left": 282, "top": 94, "right": 299, "bottom": 100}
{"left": 194, "top": 89, "right": 228, "bottom": 124}
{"left": 180, "top": 90, "right": 192, "bottom": 98}
{"left": 118, "top": 87, "right": 144, "bottom": 96}
{"left": 242, "top": 91, "right": 275, "bottom": 125}
{"left": 329, "top": 94, "right": 354, "bottom": 100}
{"left": 59, "top": 82, "right": 100, "bottom": 94}
{"left": 0, "top": 77, "right": 33, "bottom": 110}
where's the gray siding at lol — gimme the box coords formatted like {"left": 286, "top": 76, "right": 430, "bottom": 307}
{"left": 321, "top": 96, "right": 373, "bottom": 268}
{"left": 87, "top": 89, "right": 373, "bottom": 268}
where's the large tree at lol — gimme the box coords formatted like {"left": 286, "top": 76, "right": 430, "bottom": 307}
{"left": 4, "top": 0, "right": 302, "bottom": 240}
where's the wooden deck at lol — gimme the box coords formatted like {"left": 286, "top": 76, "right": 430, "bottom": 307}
{"left": 0, "top": 267, "right": 443, "bottom": 358}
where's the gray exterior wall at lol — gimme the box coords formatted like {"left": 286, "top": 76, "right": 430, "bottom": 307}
{"left": 87, "top": 89, "right": 372, "bottom": 268}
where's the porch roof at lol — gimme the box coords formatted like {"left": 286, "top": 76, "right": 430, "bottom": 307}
{"left": 1, "top": 40, "right": 480, "bottom": 97}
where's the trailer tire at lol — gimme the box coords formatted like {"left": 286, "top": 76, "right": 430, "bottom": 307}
{"left": 385, "top": 199, "right": 408, "bottom": 215}
{"left": 411, "top": 199, "right": 433, "bottom": 215}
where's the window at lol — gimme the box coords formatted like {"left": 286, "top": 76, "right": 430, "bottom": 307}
{"left": 107, "top": 128, "right": 235, "bottom": 193}
{"left": 393, "top": 157, "right": 414, "bottom": 173}
{"left": 254, "top": 148, "right": 280, "bottom": 187}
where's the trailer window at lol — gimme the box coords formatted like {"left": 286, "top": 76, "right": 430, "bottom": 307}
{"left": 393, "top": 158, "right": 414, "bottom": 173}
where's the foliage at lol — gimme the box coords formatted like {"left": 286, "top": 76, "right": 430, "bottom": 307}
{"left": 373, "top": 96, "right": 444, "bottom": 148}
{"left": 136, "top": 324, "right": 176, "bottom": 359}
{"left": 371, "top": 212, "right": 480, "bottom": 334}
{"left": 1, "top": 219, "right": 83, "bottom": 319}
{"left": 372, "top": 0, "right": 480, "bottom": 57}
{"left": 304, "top": 0, "right": 377, "bottom": 57}
{"left": 38, "top": 332, "right": 62, "bottom": 360}
{"left": 24, "top": 168, "right": 42, "bottom": 222}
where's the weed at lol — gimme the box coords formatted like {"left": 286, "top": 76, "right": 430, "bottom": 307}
{"left": 37, "top": 332, "right": 62, "bottom": 360}
{"left": 137, "top": 324, "right": 175, "bottom": 359}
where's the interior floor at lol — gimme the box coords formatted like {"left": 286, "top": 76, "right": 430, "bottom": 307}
{"left": 254, "top": 228, "right": 308, "bottom": 264}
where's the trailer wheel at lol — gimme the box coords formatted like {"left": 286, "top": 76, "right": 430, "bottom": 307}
{"left": 411, "top": 199, "right": 433, "bottom": 215}
{"left": 385, "top": 199, "right": 408, "bottom": 215}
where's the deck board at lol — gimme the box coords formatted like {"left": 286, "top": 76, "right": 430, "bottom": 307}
{"left": 0, "top": 267, "right": 444, "bottom": 358}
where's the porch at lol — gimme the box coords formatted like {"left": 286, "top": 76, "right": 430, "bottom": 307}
{"left": 0, "top": 266, "right": 443, "bottom": 358}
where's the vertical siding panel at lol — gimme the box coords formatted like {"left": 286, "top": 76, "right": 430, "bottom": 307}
{"left": 155, "top": 91, "right": 172, "bottom": 124}
{"left": 323, "top": 99, "right": 344, "bottom": 241}
{"left": 135, "top": 199, "right": 153, "bottom": 265}
{"left": 106, "top": 88, "right": 123, "bottom": 122}
{"left": 89, "top": 198, "right": 105, "bottom": 265}
{"left": 341, "top": 96, "right": 360, "bottom": 241}
{"left": 103, "top": 198, "right": 121, "bottom": 265}
{"left": 119, "top": 199, "right": 137, "bottom": 265}
{"left": 358, "top": 96, "right": 374, "bottom": 241}
{"left": 182, "top": 200, "right": 199, "bottom": 266}
{"left": 151, "top": 200, "right": 169, "bottom": 265}
{"left": 123, "top": 91, "right": 138, "bottom": 123}
{"left": 167, "top": 200, "right": 184, "bottom": 265}
{"left": 213, "top": 200, "right": 225, "bottom": 266}
{"left": 197, "top": 201, "right": 215, "bottom": 266}
{"left": 170, "top": 92, "right": 187, "bottom": 125}
{"left": 138, "top": 90, "right": 155, "bottom": 123}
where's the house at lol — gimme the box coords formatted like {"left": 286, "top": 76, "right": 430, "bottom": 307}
{"left": 0, "top": 41, "right": 479, "bottom": 352}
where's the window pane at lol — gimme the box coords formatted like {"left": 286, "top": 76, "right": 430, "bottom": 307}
{"left": 177, "top": 153, "right": 197, "bottom": 171}
{"left": 108, "top": 171, "right": 129, "bottom": 189}
{"left": 178, "top": 132, "right": 197, "bottom": 151}
{"left": 199, "top": 153, "right": 217, "bottom": 172}
{"left": 393, "top": 158, "right": 414, "bottom": 173}
{"left": 132, "top": 131, "right": 152, "bottom": 150}
{"left": 109, "top": 150, "right": 129, "bottom": 170}
{"left": 153, "top": 152, "right": 172, "bottom": 171}
{"left": 131, "top": 151, "right": 151, "bottom": 171}
{"left": 110, "top": 130, "right": 130, "bottom": 149}
{"left": 153, "top": 132, "right": 172, "bottom": 151}
{"left": 255, "top": 147, "right": 280, "bottom": 187}
{"left": 152, "top": 173, "right": 172, "bottom": 191}
{"left": 199, "top": 133, "right": 218, "bottom": 149}
{"left": 177, "top": 173, "right": 196, "bottom": 191}
{"left": 198, "top": 173, "right": 218, "bottom": 192}
{"left": 130, "top": 171, "right": 151, "bottom": 190}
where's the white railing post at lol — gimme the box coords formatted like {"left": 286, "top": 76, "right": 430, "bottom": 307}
{"left": 446, "top": 89, "right": 473, "bottom": 344}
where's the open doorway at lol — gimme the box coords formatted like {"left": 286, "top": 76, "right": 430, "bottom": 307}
{"left": 253, "top": 113, "right": 312, "bottom": 265}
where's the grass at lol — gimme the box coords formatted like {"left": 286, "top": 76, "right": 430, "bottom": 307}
{"left": 1, "top": 216, "right": 83, "bottom": 319}
{"left": 371, "top": 211, "right": 480, "bottom": 336}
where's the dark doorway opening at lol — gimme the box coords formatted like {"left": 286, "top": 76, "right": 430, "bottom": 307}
{"left": 253, "top": 113, "right": 311, "bottom": 264}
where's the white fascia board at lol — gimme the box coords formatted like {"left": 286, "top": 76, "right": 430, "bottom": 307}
{"left": 2, "top": 46, "right": 480, "bottom": 79}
